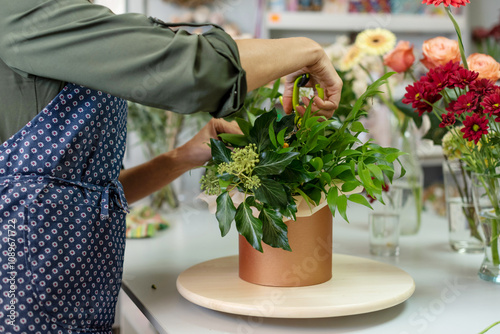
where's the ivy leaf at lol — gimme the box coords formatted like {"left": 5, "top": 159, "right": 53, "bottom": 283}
{"left": 268, "top": 120, "right": 277, "bottom": 148}
{"left": 235, "top": 200, "right": 263, "bottom": 252}
{"left": 215, "top": 192, "right": 236, "bottom": 237}
{"left": 277, "top": 128, "right": 287, "bottom": 147}
{"left": 254, "top": 151, "right": 299, "bottom": 176}
{"left": 254, "top": 178, "right": 288, "bottom": 209}
{"left": 249, "top": 109, "right": 277, "bottom": 152}
{"left": 210, "top": 138, "right": 232, "bottom": 164}
{"left": 260, "top": 208, "right": 291, "bottom": 251}
{"left": 218, "top": 133, "right": 249, "bottom": 147}
{"left": 235, "top": 117, "right": 252, "bottom": 137}
{"left": 348, "top": 193, "right": 373, "bottom": 210}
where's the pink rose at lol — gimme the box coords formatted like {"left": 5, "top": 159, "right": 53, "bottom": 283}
{"left": 467, "top": 53, "right": 500, "bottom": 82}
{"left": 420, "top": 37, "right": 461, "bottom": 70}
{"left": 383, "top": 41, "right": 415, "bottom": 73}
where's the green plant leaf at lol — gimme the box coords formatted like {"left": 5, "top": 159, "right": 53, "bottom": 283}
{"left": 254, "top": 151, "right": 299, "bottom": 175}
{"left": 260, "top": 208, "right": 291, "bottom": 251}
{"left": 218, "top": 133, "right": 249, "bottom": 147}
{"left": 215, "top": 192, "right": 236, "bottom": 237}
{"left": 327, "top": 186, "right": 338, "bottom": 217}
{"left": 351, "top": 121, "right": 366, "bottom": 133}
{"left": 235, "top": 200, "right": 263, "bottom": 252}
{"left": 366, "top": 164, "right": 384, "bottom": 182}
{"left": 337, "top": 194, "right": 349, "bottom": 222}
{"left": 277, "top": 128, "right": 287, "bottom": 147}
{"left": 309, "top": 157, "right": 324, "bottom": 171}
{"left": 330, "top": 165, "right": 351, "bottom": 178}
{"left": 210, "top": 138, "right": 232, "bottom": 164}
{"left": 249, "top": 109, "right": 278, "bottom": 152}
{"left": 254, "top": 178, "right": 288, "bottom": 208}
{"left": 235, "top": 117, "right": 252, "bottom": 137}
{"left": 341, "top": 181, "right": 360, "bottom": 193}
{"left": 268, "top": 119, "right": 277, "bottom": 148}
{"left": 348, "top": 193, "right": 373, "bottom": 210}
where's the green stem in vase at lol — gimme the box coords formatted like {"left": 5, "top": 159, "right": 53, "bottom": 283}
{"left": 478, "top": 176, "right": 500, "bottom": 266}
{"left": 479, "top": 320, "right": 500, "bottom": 334}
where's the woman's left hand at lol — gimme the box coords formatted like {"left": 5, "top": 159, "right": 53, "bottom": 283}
{"left": 179, "top": 118, "right": 242, "bottom": 168}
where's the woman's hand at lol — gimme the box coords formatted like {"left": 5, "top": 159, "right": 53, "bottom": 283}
{"left": 236, "top": 37, "right": 343, "bottom": 119}
{"left": 281, "top": 53, "right": 343, "bottom": 119}
{"left": 179, "top": 118, "right": 242, "bottom": 168}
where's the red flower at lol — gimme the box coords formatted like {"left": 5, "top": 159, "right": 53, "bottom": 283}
{"left": 440, "top": 112, "right": 456, "bottom": 128}
{"left": 481, "top": 92, "right": 500, "bottom": 118}
{"left": 450, "top": 68, "right": 479, "bottom": 89}
{"left": 447, "top": 91, "right": 480, "bottom": 115}
{"left": 461, "top": 113, "right": 489, "bottom": 144}
{"left": 470, "top": 78, "right": 496, "bottom": 95}
{"left": 402, "top": 81, "right": 443, "bottom": 116}
{"left": 422, "top": 0, "right": 470, "bottom": 7}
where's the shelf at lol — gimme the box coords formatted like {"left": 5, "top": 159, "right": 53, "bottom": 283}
{"left": 266, "top": 12, "right": 467, "bottom": 34}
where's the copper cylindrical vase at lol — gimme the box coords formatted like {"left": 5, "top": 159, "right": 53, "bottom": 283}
{"left": 239, "top": 206, "right": 333, "bottom": 287}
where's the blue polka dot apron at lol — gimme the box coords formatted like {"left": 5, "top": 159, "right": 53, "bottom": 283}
{"left": 0, "top": 83, "right": 129, "bottom": 333}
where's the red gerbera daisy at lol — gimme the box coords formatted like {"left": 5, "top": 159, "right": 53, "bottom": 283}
{"left": 461, "top": 113, "right": 489, "bottom": 144}
{"left": 402, "top": 81, "right": 443, "bottom": 116}
{"left": 439, "top": 112, "right": 456, "bottom": 128}
{"left": 422, "top": 0, "right": 470, "bottom": 8}
{"left": 470, "top": 78, "right": 496, "bottom": 96}
{"left": 447, "top": 91, "right": 480, "bottom": 115}
{"left": 481, "top": 93, "right": 500, "bottom": 117}
{"left": 450, "top": 68, "right": 479, "bottom": 89}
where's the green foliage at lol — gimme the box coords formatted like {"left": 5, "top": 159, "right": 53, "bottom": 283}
{"left": 201, "top": 77, "right": 404, "bottom": 252}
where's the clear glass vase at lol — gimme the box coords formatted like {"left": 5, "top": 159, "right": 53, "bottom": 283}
{"left": 442, "top": 160, "right": 483, "bottom": 253}
{"left": 471, "top": 173, "right": 500, "bottom": 284}
{"left": 390, "top": 118, "right": 424, "bottom": 235}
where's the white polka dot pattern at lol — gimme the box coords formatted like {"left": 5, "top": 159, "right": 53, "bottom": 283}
{"left": 0, "top": 84, "right": 129, "bottom": 333}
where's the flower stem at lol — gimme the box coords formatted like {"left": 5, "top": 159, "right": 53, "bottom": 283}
{"left": 445, "top": 6, "right": 469, "bottom": 70}
{"left": 478, "top": 321, "right": 500, "bottom": 334}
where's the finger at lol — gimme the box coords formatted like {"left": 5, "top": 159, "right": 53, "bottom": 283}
{"left": 214, "top": 119, "right": 243, "bottom": 135}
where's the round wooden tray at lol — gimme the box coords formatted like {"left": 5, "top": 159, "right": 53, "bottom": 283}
{"left": 176, "top": 254, "right": 415, "bottom": 318}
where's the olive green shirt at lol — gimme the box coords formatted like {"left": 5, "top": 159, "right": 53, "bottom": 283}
{"left": 0, "top": 0, "right": 247, "bottom": 142}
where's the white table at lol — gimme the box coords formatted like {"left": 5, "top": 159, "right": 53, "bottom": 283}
{"left": 121, "top": 203, "right": 500, "bottom": 334}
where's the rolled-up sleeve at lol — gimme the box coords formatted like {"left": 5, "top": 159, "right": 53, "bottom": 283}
{"left": 0, "top": 0, "right": 247, "bottom": 118}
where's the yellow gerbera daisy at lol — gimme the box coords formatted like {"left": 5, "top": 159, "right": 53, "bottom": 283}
{"left": 355, "top": 28, "right": 396, "bottom": 56}
{"left": 339, "top": 45, "right": 363, "bottom": 71}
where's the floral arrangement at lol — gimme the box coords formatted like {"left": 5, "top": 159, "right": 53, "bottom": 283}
{"left": 399, "top": 0, "right": 500, "bottom": 290}
{"left": 200, "top": 77, "right": 405, "bottom": 252}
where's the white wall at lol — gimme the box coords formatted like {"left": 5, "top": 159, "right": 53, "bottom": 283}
{"left": 468, "top": 0, "right": 500, "bottom": 29}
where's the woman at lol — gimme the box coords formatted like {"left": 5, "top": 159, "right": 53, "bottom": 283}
{"left": 0, "top": 1, "right": 342, "bottom": 333}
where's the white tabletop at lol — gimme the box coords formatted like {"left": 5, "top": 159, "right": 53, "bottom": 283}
{"left": 121, "top": 202, "right": 500, "bottom": 334}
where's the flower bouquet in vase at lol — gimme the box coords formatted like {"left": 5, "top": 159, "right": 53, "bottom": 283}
{"left": 199, "top": 75, "right": 405, "bottom": 287}
{"left": 402, "top": 0, "right": 500, "bottom": 282}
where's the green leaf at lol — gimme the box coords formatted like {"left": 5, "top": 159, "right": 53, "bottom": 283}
{"left": 235, "top": 117, "right": 252, "bottom": 137}
{"left": 218, "top": 133, "right": 249, "bottom": 147}
{"left": 235, "top": 200, "right": 263, "bottom": 252}
{"left": 350, "top": 121, "right": 366, "bottom": 133}
{"left": 254, "top": 178, "right": 288, "bottom": 209}
{"left": 215, "top": 192, "right": 236, "bottom": 237}
{"left": 249, "top": 109, "right": 277, "bottom": 152}
{"left": 330, "top": 165, "right": 351, "bottom": 178}
{"left": 218, "top": 178, "right": 232, "bottom": 191}
{"left": 348, "top": 193, "right": 373, "bottom": 210}
{"left": 260, "top": 208, "right": 291, "bottom": 251}
{"left": 309, "top": 157, "right": 324, "bottom": 171}
{"left": 341, "top": 181, "right": 360, "bottom": 193}
{"left": 339, "top": 149, "right": 361, "bottom": 158}
{"left": 367, "top": 164, "right": 384, "bottom": 182}
{"left": 254, "top": 151, "right": 299, "bottom": 176}
{"left": 337, "top": 194, "right": 349, "bottom": 222}
{"left": 268, "top": 120, "right": 277, "bottom": 148}
{"left": 320, "top": 172, "right": 332, "bottom": 185}
{"left": 210, "top": 139, "right": 232, "bottom": 164}
{"left": 277, "top": 128, "right": 287, "bottom": 147}
{"left": 327, "top": 187, "right": 338, "bottom": 217}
